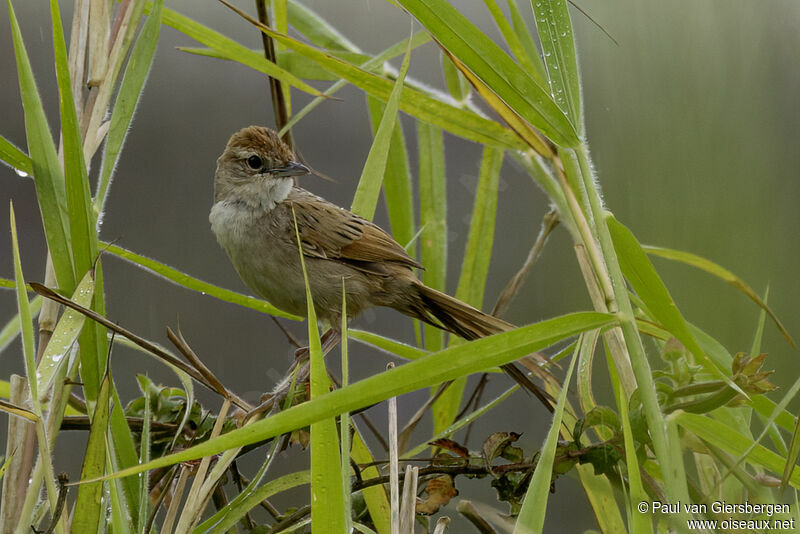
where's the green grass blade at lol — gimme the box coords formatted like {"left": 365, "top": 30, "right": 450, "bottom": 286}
{"left": 0, "top": 296, "right": 41, "bottom": 354}
{"left": 160, "top": 6, "right": 324, "bottom": 97}
{"left": 193, "top": 471, "right": 311, "bottom": 533}
{"left": 8, "top": 0, "right": 74, "bottom": 290}
{"left": 287, "top": 0, "right": 361, "bottom": 52}
{"left": 676, "top": 411, "right": 800, "bottom": 489}
{"left": 366, "top": 97, "right": 416, "bottom": 256}
{"left": 455, "top": 146, "right": 503, "bottom": 308}
{"left": 96, "top": 0, "right": 164, "bottom": 212}
{"left": 441, "top": 52, "right": 470, "bottom": 102}
{"left": 606, "top": 343, "right": 652, "bottom": 534}
{"left": 532, "top": 0, "right": 581, "bottom": 129}
{"left": 102, "top": 243, "right": 301, "bottom": 319}
{"left": 514, "top": 346, "right": 579, "bottom": 533}
{"left": 782, "top": 417, "right": 800, "bottom": 490}
{"left": 294, "top": 209, "right": 347, "bottom": 529}
{"left": 351, "top": 33, "right": 412, "bottom": 220}
{"left": 350, "top": 427, "right": 391, "bottom": 534}
{"left": 0, "top": 134, "right": 32, "bottom": 176}
{"left": 396, "top": 0, "right": 578, "bottom": 147}
{"left": 277, "top": 31, "right": 431, "bottom": 138}
{"left": 349, "top": 329, "right": 428, "bottom": 360}
{"left": 72, "top": 369, "right": 112, "bottom": 533}
{"left": 102, "top": 312, "right": 615, "bottom": 480}
{"left": 220, "top": 7, "right": 527, "bottom": 150}
{"left": 482, "top": 0, "right": 544, "bottom": 86}
{"left": 434, "top": 145, "right": 503, "bottom": 433}
{"left": 51, "top": 0, "right": 96, "bottom": 278}
{"left": 37, "top": 269, "right": 94, "bottom": 397}
{"left": 505, "top": 0, "right": 547, "bottom": 86}
{"left": 12, "top": 205, "right": 64, "bottom": 533}
{"left": 417, "top": 121, "right": 447, "bottom": 352}
{"left": 341, "top": 284, "right": 353, "bottom": 533}
{"left": 608, "top": 216, "right": 745, "bottom": 397}
{"left": 643, "top": 245, "right": 794, "bottom": 347}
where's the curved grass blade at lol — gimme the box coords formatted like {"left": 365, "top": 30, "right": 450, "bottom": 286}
{"left": 676, "top": 412, "right": 800, "bottom": 490}
{"left": 506, "top": 0, "right": 547, "bottom": 85}
{"left": 102, "top": 243, "right": 301, "bottom": 319}
{"left": 8, "top": 0, "right": 74, "bottom": 290}
{"left": 514, "top": 346, "right": 579, "bottom": 533}
{"left": 160, "top": 6, "right": 324, "bottom": 98}
{"left": 643, "top": 245, "right": 794, "bottom": 347}
{"left": 96, "top": 0, "right": 164, "bottom": 213}
{"left": 218, "top": 0, "right": 527, "bottom": 150}
{"left": 0, "top": 134, "right": 32, "bottom": 176}
{"left": 97, "top": 312, "right": 615, "bottom": 481}
{"left": 482, "top": 0, "right": 544, "bottom": 87}
{"left": 193, "top": 471, "right": 310, "bottom": 533}
{"left": 396, "top": 0, "right": 578, "bottom": 147}
{"left": 351, "top": 31, "right": 412, "bottom": 220}
{"left": 532, "top": 0, "right": 581, "bottom": 129}
{"left": 608, "top": 216, "right": 746, "bottom": 397}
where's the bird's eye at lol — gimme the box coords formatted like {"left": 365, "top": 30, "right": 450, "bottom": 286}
{"left": 246, "top": 155, "right": 263, "bottom": 169}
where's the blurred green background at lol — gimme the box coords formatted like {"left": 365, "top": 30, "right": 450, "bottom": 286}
{"left": 1, "top": 0, "right": 798, "bottom": 529}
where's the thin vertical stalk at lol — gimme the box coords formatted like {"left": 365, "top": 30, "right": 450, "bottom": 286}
{"left": 574, "top": 145, "right": 689, "bottom": 508}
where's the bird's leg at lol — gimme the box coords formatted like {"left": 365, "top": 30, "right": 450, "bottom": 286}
{"left": 292, "top": 328, "right": 341, "bottom": 360}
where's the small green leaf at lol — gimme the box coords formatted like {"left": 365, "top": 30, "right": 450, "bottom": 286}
{"left": 351, "top": 31, "right": 412, "bottom": 221}
{"left": 349, "top": 329, "right": 428, "bottom": 361}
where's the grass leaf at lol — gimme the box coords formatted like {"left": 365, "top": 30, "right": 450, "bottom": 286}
{"left": 8, "top": 0, "right": 74, "bottom": 290}
{"left": 96, "top": 0, "right": 164, "bottom": 212}
{"left": 514, "top": 346, "right": 579, "bottom": 533}
{"left": 351, "top": 31, "right": 412, "bottom": 220}
{"left": 608, "top": 215, "right": 746, "bottom": 397}
{"left": 102, "top": 243, "right": 301, "bottom": 319}
{"left": 396, "top": 0, "right": 578, "bottom": 147}
{"left": 417, "top": 121, "right": 447, "bottom": 352}
{"left": 643, "top": 245, "right": 794, "bottom": 347}
{"left": 99, "top": 311, "right": 615, "bottom": 480}
{"left": 532, "top": 0, "right": 581, "bottom": 129}
{"left": 0, "top": 134, "right": 32, "bottom": 176}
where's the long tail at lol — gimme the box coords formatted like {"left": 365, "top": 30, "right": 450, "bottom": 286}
{"left": 409, "top": 282, "right": 555, "bottom": 411}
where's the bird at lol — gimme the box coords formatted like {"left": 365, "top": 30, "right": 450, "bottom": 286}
{"left": 209, "top": 125, "right": 550, "bottom": 406}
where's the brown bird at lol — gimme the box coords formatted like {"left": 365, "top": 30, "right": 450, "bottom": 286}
{"left": 210, "top": 126, "right": 548, "bottom": 404}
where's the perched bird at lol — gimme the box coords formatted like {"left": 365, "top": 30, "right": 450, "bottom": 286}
{"left": 210, "top": 126, "right": 548, "bottom": 404}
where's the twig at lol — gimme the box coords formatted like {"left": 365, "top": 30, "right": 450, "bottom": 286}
{"left": 456, "top": 500, "right": 499, "bottom": 534}
{"left": 492, "top": 208, "right": 559, "bottom": 318}
{"left": 253, "top": 0, "right": 294, "bottom": 150}
{"left": 352, "top": 461, "right": 536, "bottom": 492}
{"left": 270, "top": 316, "right": 302, "bottom": 348}
{"left": 269, "top": 504, "right": 311, "bottom": 532}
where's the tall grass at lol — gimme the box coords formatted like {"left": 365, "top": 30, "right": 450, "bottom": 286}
{"left": 1, "top": 0, "right": 797, "bottom": 532}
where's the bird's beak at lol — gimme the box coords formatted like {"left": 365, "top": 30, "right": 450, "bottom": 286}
{"left": 273, "top": 161, "right": 310, "bottom": 177}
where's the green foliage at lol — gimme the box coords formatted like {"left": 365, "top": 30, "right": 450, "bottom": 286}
{"left": 1, "top": 0, "right": 796, "bottom": 531}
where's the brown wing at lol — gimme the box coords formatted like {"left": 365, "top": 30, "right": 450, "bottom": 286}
{"left": 288, "top": 188, "right": 422, "bottom": 273}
